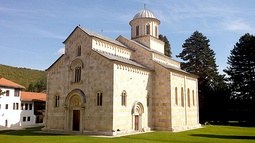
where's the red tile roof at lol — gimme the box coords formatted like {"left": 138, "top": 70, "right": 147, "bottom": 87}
{"left": 21, "top": 91, "right": 46, "bottom": 102}
{"left": 0, "top": 78, "right": 25, "bottom": 89}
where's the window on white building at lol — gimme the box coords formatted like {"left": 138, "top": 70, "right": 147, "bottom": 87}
{"left": 5, "top": 104, "right": 8, "bottom": 109}
{"left": 25, "top": 104, "right": 28, "bottom": 110}
{"left": 29, "top": 104, "right": 32, "bottom": 110}
{"left": 6, "top": 90, "right": 9, "bottom": 96}
{"left": 23, "top": 117, "right": 26, "bottom": 122}
{"left": 27, "top": 116, "right": 30, "bottom": 121}
{"left": 14, "top": 89, "right": 20, "bottom": 97}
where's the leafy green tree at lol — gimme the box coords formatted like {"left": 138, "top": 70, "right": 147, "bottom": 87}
{"left": 224, "top": 33, "right": 255, "bottom": 121}
{"left": 176, "top": 31, "right": 224, "bottom": 122}
{"left": 27, "top": 76, "right": 47, "bottom": 93}
{"left": 159, "top": 34, "right": 172, "bottom": 57}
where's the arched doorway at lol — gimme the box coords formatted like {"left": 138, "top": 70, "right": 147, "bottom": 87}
{"left": 64, "top": 89, "right": 86, "bottom": 132}
{"left": 131, "top": 101, "right": 144, "bottom": 131}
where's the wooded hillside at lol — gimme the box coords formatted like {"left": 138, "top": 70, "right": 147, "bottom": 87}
{"left": 0, "top": 64, "right": 47, "bottom": 91}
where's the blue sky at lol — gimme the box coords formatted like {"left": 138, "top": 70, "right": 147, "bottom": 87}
{"left": 0, "top": 0, "right": 254, "bottom": 74}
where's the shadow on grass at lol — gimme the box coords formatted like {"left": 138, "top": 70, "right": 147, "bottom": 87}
{"left": 0, "top": 126, "right": 65, "bottom": 136}
{"left": 191, "top": 134, "right": 255, "bottom": 140}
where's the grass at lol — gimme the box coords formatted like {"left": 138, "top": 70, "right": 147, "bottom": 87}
{"left": 0, "top": 125, "right": 255, "bottom": 143}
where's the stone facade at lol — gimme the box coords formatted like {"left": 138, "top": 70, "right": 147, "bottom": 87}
{"left": 43, "top": 9, "right": 200, "bottom": 136}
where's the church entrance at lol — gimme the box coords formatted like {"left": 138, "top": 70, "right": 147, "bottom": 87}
{"left": 135, "top": 115, "right": 139, "bottom": 130}
{"left": 72, "top": 110, "right": 80, "bottom": 131}
{"left": 64, "top": 89, "right": 86, "bottom": 133}
{"left": 132, "top": 101, "right": 144, "bottom": 131}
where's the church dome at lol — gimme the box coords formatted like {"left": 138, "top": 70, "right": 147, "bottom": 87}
{"left": 133, "top": 9, "right": 157, "bottom": 20}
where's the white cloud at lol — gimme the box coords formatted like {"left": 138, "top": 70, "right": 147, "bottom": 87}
{"left": 223, "top": 19, "right": 252, "bottom": 32}
{"left": 57, "top": 48, "right": 65, "bottom": 54}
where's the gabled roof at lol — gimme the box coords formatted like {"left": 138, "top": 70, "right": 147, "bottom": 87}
{"left": 93, "top": 50, "right": 153, "bottom": 71}
{"left": 155, "top": 61, "right": 198, "bottom": 78}
{"left": 21, "top": 91, "right": 46, "bottom": 102}
{"left": 117, "top": 35, "right": 180, "bottom": 63}
{"left": 0, "top": 78, "right": 25, "bottom": 89}
{"left": 45, "top": 54, "right": 64, "bottom": 71}
{"left": 63, "top": 25, "right": 134, "bottom": 51}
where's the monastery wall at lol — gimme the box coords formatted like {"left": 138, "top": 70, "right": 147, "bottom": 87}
{"left": 45, "top": 55, "right": 68, "bottom": 130}
{"left": 112, "top": 63, "right": 153, "bottom": 132}
{"left": 170, "top": 72, "right": 200, "bottom": 131}
{"left": 153, "top": 64, "right": 172, "bottom": 130}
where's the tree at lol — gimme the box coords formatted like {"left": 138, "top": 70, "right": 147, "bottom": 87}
{"left": 176, "top": 31, "right": 224, "bottom": 122}
{"left": 224, "top": 33, "right": 255, "bottom": 121}
{"left": 27, "top": 76, "right": 47, "bottom": 93}
{"left": 159, "top": 34, "right": 172, "bottom": 57}
{"left": 0, "top": 89, "right": 5, "bottom": 96}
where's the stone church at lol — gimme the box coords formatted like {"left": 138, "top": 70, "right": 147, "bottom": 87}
{"left": 43, "top": 9, "right": 201, "bottom": 136}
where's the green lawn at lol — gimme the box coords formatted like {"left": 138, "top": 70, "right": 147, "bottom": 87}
{"left": 0, "top": 125, "right": 255, "bottom": 143}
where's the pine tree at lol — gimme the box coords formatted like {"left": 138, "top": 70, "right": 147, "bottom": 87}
{"left": 224, "top": 33, "right": 255, "bottom": 120}
{"left": 159, "top": 34, "right": 172, "bottom": 58}
{"left": 177, "top": 31, "right": 222, "bottom": 122}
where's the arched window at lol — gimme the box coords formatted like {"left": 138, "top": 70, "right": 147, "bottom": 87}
{"left": 146, "top": 24, "right": 150, "bottom": 35}
{"left": 75, "top": 67, "right": 81, "bottom": 82}
{"left": 175, "top": 87, "right": 178, "bottom": 105}
{"left": 121, "top": 90, "right": 127, "bottom": 106}
{"left": 70, "top": 59, "right": 83, "bottom": 83}
{"left": 187, "top": 88, "right": 191, "bottom": 107}
{"left": 97, "top": 91, "right": 102, "bottom": 106}
{"left": 181, "top": 87, "right": 184, "bottom": 107}
{"left": 136, "top": 26, "right": 139, "bottom": 36}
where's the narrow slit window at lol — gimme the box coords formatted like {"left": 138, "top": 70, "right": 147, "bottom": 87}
{"left": 77, "top": 45, "right": 81, "bottom": 56}
{"left": 97, "top": 91, "right": 102, "bottom": 106}
{"left": 146, "top": 25, "right": 150, "bottom": 35}
{"left": 181, "top": 87, "right": 184, "bottom": 107}
{"left": 55, "top": 95, "right": 60, "bottom": 107}
{"left": 121, "top": 91, "right": 127, "bottom": 106}
{"left": 136, "top": 26, "right": 139, "bottom": 36}
{"left": 175, "top": 87, "right": 178, "bottom": 105}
